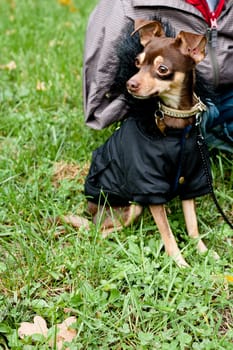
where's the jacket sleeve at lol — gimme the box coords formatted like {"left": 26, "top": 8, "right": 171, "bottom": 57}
{"left": 83, "top": 0, "right": 130, "bottom": 129}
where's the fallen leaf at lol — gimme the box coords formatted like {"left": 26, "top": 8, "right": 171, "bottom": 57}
{"left": 0, "top": 60, "right": 17, "bottom": 71}
{"left": 52, "top": 161, "right": 90, "bottom": 187}
{"left": 50, "top": 317, "right": 77, "bottom": 350}
{"left": 57, "top": 316, "right": 77, "bottom": 342}
{"left": 5, "top": 29, "right": 16, "bottom": 36}
{"left": 18, "top": 315, "right": 77, "bottom": 349}
{"left": 36, "top": 81, "right": 46, "bottom": 91}
{"left": 18, "top": 315, "right": 48, "bottom": 339}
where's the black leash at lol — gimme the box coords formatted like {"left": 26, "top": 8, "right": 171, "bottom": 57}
{"left": 196, "top": 115, "right": 233, "bottom": 230}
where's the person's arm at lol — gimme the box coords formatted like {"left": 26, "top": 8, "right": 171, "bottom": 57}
{"left": 83, "top": 0, "right": 130, "bottom": 129}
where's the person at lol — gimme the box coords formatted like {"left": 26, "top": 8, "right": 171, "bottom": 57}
{"left": 83, "top": 0, "right": 233, "bottom": 152}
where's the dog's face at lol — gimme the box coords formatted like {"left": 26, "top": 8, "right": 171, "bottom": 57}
{"left": 126, "top": 20, "right": 206, "bottom": 105}
{"left": 127, "top": 37, "right": 195, "bottom": 102}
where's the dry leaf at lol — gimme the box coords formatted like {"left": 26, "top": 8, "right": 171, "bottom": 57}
{"left": 49, "top": 317, "right": 77, "bottom": 350}
{"left": 18, "top": 315, "right": 77, "bottom": 349}
{"left": 6, "top": 60, "right": 17, "bottom": 70}
{"left": 0, "top": 60, "right": 17, "bottom": 71}
{"left": 52, "top": 161, "right": 89, "bottom": 187}
{"left": 49, "top": 39, "right": 64, "bottom": 48}
{"left": 5, "top": 29, "right": 16, "bottom": 36}
{"left": 57, "top": 316, "right": 77, "bottom": 342}
{"left": 36, "top": 81, "right": 46, "bottom": 91}
{"left": 18, "top": 315, "right": 48, "bottom": 338}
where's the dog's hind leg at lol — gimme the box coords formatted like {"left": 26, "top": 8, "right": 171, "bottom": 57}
{"left": 149, "top": 204, "right": 189, "bottom": 267}
{"left": 182, "top": 199, "right": 220, "bottom": 260}
{"left": 87, "top": 202, "right": 143, "bottom": 237}
{"left": 100, "top": 204, "right": 143, "bottom": 237}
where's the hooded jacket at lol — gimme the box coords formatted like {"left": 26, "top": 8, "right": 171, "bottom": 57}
{"left": 83, "top": 0, "right": 233, "bottom": 130}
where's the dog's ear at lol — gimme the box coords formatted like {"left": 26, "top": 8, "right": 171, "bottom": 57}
{"left": 175, "top": 31, "right": 207, "bottom": 63}
{"left": 132, "top": 20, "right": 165, "bottom": 46}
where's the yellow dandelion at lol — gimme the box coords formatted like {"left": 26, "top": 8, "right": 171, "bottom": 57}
{"left": 58, "top": 0, "right": 71, "bottom": 6}
{"left": 69, "top": 5, "right": 77, "bottom": 12}
{"left": 225, "top": 275, "right": 233, "bottom": 283}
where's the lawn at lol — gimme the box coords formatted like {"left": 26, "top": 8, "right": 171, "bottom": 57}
{"left": 0, "top": 0, "right": 232, "bottom": 349}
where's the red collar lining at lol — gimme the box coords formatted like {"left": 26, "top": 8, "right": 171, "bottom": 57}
{"left": 185, "top": 0, "right": 225, "bottom": 25}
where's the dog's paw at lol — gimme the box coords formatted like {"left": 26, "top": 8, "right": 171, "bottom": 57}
{"left": 62, "top": 215, "right": 90, "bottom": 229}
{"left": 211, "top": 250, "right": 220, "bottom": 261}
{"left": 101, "top": 224, "right": 123, "bottom": 238}
{"left": 196, "top": 240, "right": 208, "bottom": 254}
{"left": 174, "top": 255, "right": 190, "bottom": 268}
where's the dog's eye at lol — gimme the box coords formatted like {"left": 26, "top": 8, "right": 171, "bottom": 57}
{"left": 135, "top": 57, "right": 141, "bottom": 68}
{"left": 157, "top": 64, "right": 169, "bottom": 75}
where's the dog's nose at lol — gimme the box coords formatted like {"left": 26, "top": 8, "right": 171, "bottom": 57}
{"left": 127, "top": 79, "right": 140, "bottom": 92}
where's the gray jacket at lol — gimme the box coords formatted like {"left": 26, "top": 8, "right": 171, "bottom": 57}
{"left": 83, "top": 0, "right": 233, "bottom": 129}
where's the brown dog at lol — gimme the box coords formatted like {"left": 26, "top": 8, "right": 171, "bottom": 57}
{"left": 65, "top": 20, "right": 219, "bottom": 267}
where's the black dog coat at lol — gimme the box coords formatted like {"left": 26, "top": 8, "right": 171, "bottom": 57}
{"left": 85, "top": 117, "right": 211, "bottom": 206}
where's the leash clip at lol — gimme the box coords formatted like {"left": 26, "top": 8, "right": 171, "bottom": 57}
{"left": 155, "top": 108, "right": 164, "bottom": 120}
{"left": 154, "top": 109, "right": 166, "bottom": 135}
{"left": 195, "top": 113, "right": 202, "bottom": 126}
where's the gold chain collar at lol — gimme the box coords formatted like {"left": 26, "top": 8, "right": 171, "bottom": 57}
{"left": 156, "top": 94, "right": 207, "bottom": 119}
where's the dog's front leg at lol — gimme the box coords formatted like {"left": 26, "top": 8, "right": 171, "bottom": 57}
{"left": 182, "top": 199, "right": 208, "bottom": 253}
{"left": 149, "top": 204, "right": 189, "bottom": 267}
{"left": 182, "top": 199, "right": 220, "bottom": 259}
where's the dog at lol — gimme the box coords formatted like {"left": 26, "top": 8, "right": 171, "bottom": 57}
{"left": 65, "top": 20, "right": 219, "bottom": 267}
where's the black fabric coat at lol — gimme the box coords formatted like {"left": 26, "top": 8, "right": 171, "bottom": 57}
{"left": 85, "top": 117, "right": 211, "bottom": 206}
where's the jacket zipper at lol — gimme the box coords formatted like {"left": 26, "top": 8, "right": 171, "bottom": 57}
{"left": 185, "top": 0, "right": 225, "bottom": 87}
{"left": 206, "top": 15, "right": 219, "bottom": 87}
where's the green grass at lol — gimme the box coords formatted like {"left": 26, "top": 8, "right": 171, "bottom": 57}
{"left": 0, "top": 1, "right": 232, "bottom": 349}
